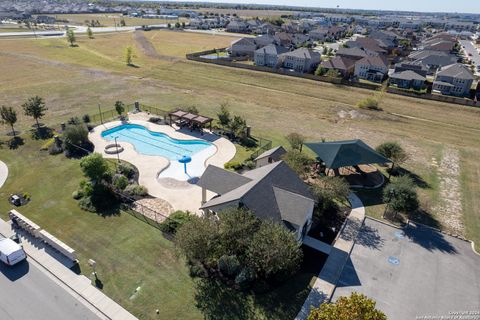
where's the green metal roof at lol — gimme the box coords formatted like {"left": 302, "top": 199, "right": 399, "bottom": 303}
{"left": 305, "top": 139, "right": 391, "bottom": 169}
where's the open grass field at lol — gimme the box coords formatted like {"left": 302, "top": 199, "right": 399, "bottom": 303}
{"left": 52, "top": 13, "right": 181, "bottom": 27}
{"left": 0, "top": 29, "right": 480, "bottom": 317}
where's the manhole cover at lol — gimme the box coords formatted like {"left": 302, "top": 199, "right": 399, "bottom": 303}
{"left": 388, "top": 256, "right": 400, "bottom": 265}
{"left": 394, "top": 230, "right": 405, "bottom": 239}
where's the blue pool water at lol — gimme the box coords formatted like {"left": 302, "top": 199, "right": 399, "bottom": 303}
{"left": 101, "top": 124, "right": 212, "bottom": 160}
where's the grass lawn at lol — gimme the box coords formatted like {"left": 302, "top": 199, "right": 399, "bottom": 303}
{"left": 52, "top": 13, "right": 180, "bottom": 27}
{"left": 0, "top": 31, "right": 479, "bottom": 252}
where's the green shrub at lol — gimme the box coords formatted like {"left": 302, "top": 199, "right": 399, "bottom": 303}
{"left": 218, "top": 255, "right": 241, "bottom": 278}
{"left": 189, "top": 263, "right": 208, "bottom": 278}
{"left": 243, "top": 160, "right": 256, "bottom": 170}
{"left": 224, "top": 161, "right": 243, "bottom": 171}
{"left": 159, "top": 210, "right": 192, "bottom": 234}
{"left": 72, "top": 190, "right": 82, "bottom": 200}
{"left": 358, "top": 97, "right": 382, "bottom": 111}
{"left": 235, "top": 266, "right": 256, "bottom": 290}
{"left": 82, "top": 114, "right": 91, "bottom": 123}
{"left": 78, "top": 196, "right": 95, "bottom": 212}
{"left": 148, "top": 117, "right": 162, "bottom": 124}
{"left": 113, "top": 174, "right": 129, "bottom": 190}
{"left": 124, "top": 184, "right": 148, "bottom": 197}
{"left": 48, "top": 141, "right": 63, "bottom": 155}
{"left": 118, "top": 162, "right": 135, "bottom": 179}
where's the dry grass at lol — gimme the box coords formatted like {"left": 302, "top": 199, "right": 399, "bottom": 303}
{"left": 53, "top": 13, "right": 180, "bottom": 27}
{"left": 0, "top": 30, "right": 479, "bottom": 249}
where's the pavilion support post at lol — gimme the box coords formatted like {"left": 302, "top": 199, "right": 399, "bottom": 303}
{"left": 201, "top": 187, "right": 207, "bottom": 205}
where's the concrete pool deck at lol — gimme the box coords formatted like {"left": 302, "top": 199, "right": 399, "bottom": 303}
{"left": 89, "top": 114, "right": 236, "bottom": 212}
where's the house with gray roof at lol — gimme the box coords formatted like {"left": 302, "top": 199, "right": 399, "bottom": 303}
{"left": 254, "top": 44, "right": 289, "bottom": 68}
{"left": 229, "top": 37, "right": 257, "bottom": 57}
{"left": 336, "top": 47, "right": 369, "bottom": 60}
{"left": 354, "top": 56, "right": 388, "bottom": 82}
{"left": 320, "top": 56, "right": 357, "bottom": 79}
{"left": 279, "top": 48, "right": 321, "bottom": 73}
{"left": 254, "top": 146, "right": 287, "bottom": 168}
{"left": 407, "top": 50, "right": 458, "bottom": 74}
{"left": 198, "top": 161, "right": 315, "bottom": 241}
{"left": 432, "top": 63, "right": 474, "bottom": 97}
{"left": 389, "top": 70, "right": 426, "bottom": 90}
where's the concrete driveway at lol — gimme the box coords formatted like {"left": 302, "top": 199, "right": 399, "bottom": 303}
{"left": 332, "top": 218, "right": 480, "bottom": 320}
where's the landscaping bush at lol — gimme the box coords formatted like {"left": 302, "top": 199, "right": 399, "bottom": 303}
{"left": 243, "top": 159, "right": 256, "bottom": 170}
{"left": 218, "top": 255, "right": 241, "bottom": 278}
{"left": 72, "top": 190, "right": 82, "bottom": 200}
{"left": 239, "top": 137, "right": 257, "bottom": 148}
{"left": 63, "top": 124, "right": 93, "bottom": 158}
{"left": 383, "top": 175, "right": 419, "bottom": 215}
{"left": 376, "top": 142, "right": 408, "bottom": 170}
{"left": 189, "top": 262, "right": 209, "bottom": 278}
{"left": 113, "top": 174, "right": 129, "bottom": 190}
{"left": 224, "top": 161, "right": 243, "bottom": 171}
{"left": 124, "top": 184, "right": 148, "bottom": 197}
{"left": 235, "top": 266, "right": 256, "bottom": 290}
{"left": 282, "top": 150, "right": 314, "bottom": 178}
{"left": 82, "top": 114, "right": 91, "bottom": 123}
{"left": 67, "top": 117, "right": 81, "bottom": 125}
{"left": 118, "top": 162, "right": 135, "bottom": 179}
{"left": 48, "top": 137, "right": 64, "bottom": 155}
{"left": 159, "top": 210, "right": 192, "bottom": 234}
{"left": 358, "top": 97, "right": 382, "bottom": 111}
{"left": 78, "top": 196, "right": 96, "bottom": 212}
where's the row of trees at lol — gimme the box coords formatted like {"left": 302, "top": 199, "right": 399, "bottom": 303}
{"left": 1, "top": 96, "right": 48, "bottom": 136}
{"left": 217, "top": 103, "right": 249, "bottom": 140}
{"left": 175, "top": 208, "right": 302, "bottom": 290}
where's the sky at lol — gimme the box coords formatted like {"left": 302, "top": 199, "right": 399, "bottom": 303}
{"left": 161, "top": 0, "right": 480, "bottom": 14}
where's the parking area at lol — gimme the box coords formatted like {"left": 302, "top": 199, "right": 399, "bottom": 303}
{"left": 332, "top": 218, "right": 480, "bottom": 320}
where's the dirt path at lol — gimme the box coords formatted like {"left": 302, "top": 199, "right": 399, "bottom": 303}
{"left": 435, "top": 148, "right": 464, "bottom": 235}
{"left": 133, "top": 30, "right": 180, "bottom": 62}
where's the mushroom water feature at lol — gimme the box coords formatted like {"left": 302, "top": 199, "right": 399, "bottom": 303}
{"left": 178, "top": 155, "right": 192, "bottom": 174}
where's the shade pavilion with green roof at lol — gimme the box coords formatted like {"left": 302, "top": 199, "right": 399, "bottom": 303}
{"left": 305, "top": 139, "right": 392, "bottom": 177}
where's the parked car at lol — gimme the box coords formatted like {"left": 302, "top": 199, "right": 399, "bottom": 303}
{"left": 0, "top": 237, "right": 27, "bottom": 266}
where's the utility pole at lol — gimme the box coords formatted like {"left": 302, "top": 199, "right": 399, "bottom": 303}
{"left": 98, "top": 104, "right": 103, "bottom": 124}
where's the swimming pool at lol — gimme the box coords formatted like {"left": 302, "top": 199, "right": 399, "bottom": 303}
{"left": 101, "top": 124, "right": 213, "bottom": 160}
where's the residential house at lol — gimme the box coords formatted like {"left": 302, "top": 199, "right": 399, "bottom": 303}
{"left": 432, "top": 63, "right": 474, "bottom": 97}
{"left": 407, "top": 50, "right": 458, "bottom": 74}
{"left": 320, "top": 56, "right": 357, "bottom": 78}
{"left": 198, "top": 161, "right": 315, "bottom": 241}
{"left": 336, "top": 47, "right": 369, "bottom": 60}
{"left": 389, "top": 70, "right": 426, "bottom": 90}
{"left": 275, "top": 32, "right": 294, "bottom": 47}
{"left": 445, "top": 21, "right": 477, "bottom": 32}
{"left": 279, "top": 48, "right": 321, "bottom": 73}
{"left": 309, "top": 27, "right": 329, "bottom": 41}
{"left": 346, "top": 37, "right": 388, "bottom": 56}
{"left": 226, "top": 20, "right": 249, "bottom": 33}
{"left": 254, "top": 146, "right": 287, "bottom": 168}
{"left": 254, "top": 44, "right": 289, "bottom": 68}
{"left": 254, "top": 34, "right": 279, "bottom": 47}
{"left": 291, "top": 33, "right": 312, "bottom": 48}
{"left": 257, "top": 22, "right": 277, "bottom": 35}
{"left": 394, "top": 61, "right": 428, "bottom": 77}
{"left": 229, "top": 37, "right": 257, "bottom": 57}
{"left": 354, "top": 56, "right": 389, "bottom": 82}
{"left": 36, "top": 15, "right": 56, "bottom": 24}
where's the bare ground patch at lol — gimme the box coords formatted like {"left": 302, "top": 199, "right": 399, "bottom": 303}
{"left": 434, "top": 148, "right": 464, "bottom": 235}
{"left": 132, "top": 198, "right": 174, "bottom": 223}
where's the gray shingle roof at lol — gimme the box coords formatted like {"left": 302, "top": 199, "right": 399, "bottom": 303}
{"left": 200, "top": 161, "right": 314, "bottom": 228}
{"left": 197, "top": 165, "right": 252, "bottom": 195}
{"left": 390, "top": 70, "right": 426, "bottom": 81}
{"left": 437, "top": 63, "right": 474, "bottom": 80}
{"left": 254, "top": 146, "right": 287, "bottom": 161}
{"left": 255, "top": 44, "right": 289, "bottom": 56}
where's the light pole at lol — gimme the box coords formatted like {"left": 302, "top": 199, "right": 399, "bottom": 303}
{"left": 114, "top": 136, "right": 121, "bottom": 164}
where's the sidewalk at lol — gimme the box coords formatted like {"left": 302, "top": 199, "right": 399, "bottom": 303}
{"left": 0, "top": 218, "right": 137, "bottom": 320}
{"left": 295, "top": 193, "right": 365, "bottom": 320}
{"left": 0, "top": 160, "right": 8, "bottom": 189}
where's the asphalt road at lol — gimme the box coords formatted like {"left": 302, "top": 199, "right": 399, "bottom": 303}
{"left": 332, "top": 218, "right": 480, "bottom": 320}
{"left": 460, "top": 40, "right": 480, "bottom": 72}
{"left": 0, "top": 259, "right": 101, "bottom": 320}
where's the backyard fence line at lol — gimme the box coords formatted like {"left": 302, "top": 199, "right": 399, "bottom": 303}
{"left": 186, "top": 50, "right": 480, "bottom": 109}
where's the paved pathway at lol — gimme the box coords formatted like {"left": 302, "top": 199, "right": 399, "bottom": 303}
{"left": 0, "top": 219, "right": 137, "bottom": 320}
{"left": 0, "top": 160, "right": 7, "bottom": 189}
{"left": 295, "top": 193, "right": 365, "bottom": 320}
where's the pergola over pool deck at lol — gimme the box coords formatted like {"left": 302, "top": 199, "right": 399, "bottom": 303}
{"left": 168, "top": 110, "right": 213, "bottom": 132}
{"left": 305, "top": 139, "right": 392, "bottom": 183}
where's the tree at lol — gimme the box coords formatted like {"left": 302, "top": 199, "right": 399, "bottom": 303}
{"left": 175, "top": 215, "right": 219, "bottom": 264}
{"left": 125, "top": 46, "right": 134, "bottom": 66}
{"left": 322, "top": 46, "right": 328, "bottom": 55}
{"left": 86, "top": 26, "right": 94, "bottom": 39}
{"left": 175, "top": 22, "right": 181, "bottom": 28}
{"left": 246, "top": 221, "right": 302, "bottom": 280}
{"left": 311, "top": 176, "right": 350, "bottom": 212}
{"left": 120, "top": 19, "right": 126, "bottom": 27}
{"left": 286, "top": 132, "right": 305, "bottom": 152}
{"left": 114, "top": 101, "right": 125, "bottom": 117}
{"left": 22, "top": 96, "right": 47, "bottom": 129}
{"left": 376, "top": 142, "right": 408, "bottom": 168}
{"left": 383, "top": 175, "right": 419, "bottom": 218}
{"left": 217, "top": 103, "right": 231, "bottom": 128}
{"left": 66, "top": 29, "right": 76, "bottom": 46}
{"left": 0, "top": 106, "right": 18, "bottom": 136}
{"left": 307, "top": 292, "right": 387, "bottom": 320}
{"left": 63, "top": 124, "right": 90, "bottom": 155}
{"left": 282, "top": 150, "right": 314, "bottom": 178}
{"left": 315, "top": 65, "right": 328, "bottom": 76}
{"left": 167, "top": 23, "right": 171, "bottom": 29}
{"left": 80, "top": 153, "right": 110, "bottom": 182}
{"left": 229, "top": 115, "right": 247, "bottom": 138}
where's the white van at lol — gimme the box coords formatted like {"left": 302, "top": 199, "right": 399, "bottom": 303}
{"left": 0, "top": 237, "right": 27, "bottom": 266}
